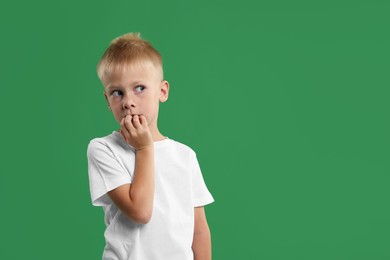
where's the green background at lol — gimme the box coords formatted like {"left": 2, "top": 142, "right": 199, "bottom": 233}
{"left": 1, "top": 0, "right": 389, "bottom": 259}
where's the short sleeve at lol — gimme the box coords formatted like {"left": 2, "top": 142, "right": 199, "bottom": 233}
{"left": 87, "top": 139, "right": 132, "bottom": 206}
{"left": 191, "top": 152, "right": 214, "bottom": 207}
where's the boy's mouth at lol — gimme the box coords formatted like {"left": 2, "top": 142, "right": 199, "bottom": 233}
{"left": 123, "top": 114, "right": 142, "bottom": 118}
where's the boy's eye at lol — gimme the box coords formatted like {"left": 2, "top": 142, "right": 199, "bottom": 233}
{"left": 111, "top": 90, "right": 123, "bottom": 97}
{"left": 135, "top": 85, "right": 145, "bottom": 93}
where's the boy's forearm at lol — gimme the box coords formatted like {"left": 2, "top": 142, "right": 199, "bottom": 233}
{"left": 192, "top": 226, "right": 212, "bottom": 260}
{"left": 129, "top": 147, "right": 155, "bottom": 222}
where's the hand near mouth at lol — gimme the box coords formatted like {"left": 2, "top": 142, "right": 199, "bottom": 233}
{"left": 120, "top": 114, "right": 153, "bottom": 151}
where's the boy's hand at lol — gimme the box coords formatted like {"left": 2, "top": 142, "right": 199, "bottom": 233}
{"left": 120, "top": 115, "right": 153, "bottom": 151}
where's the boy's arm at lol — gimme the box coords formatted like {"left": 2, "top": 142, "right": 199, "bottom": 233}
{"left": 192, "top": 207, "right": 212, "bottom": 260}
{"left": 107, "top": 115, "right": 155, "bottom": 224}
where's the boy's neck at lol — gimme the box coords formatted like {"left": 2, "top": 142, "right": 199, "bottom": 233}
{"left": 149, "top": 126, "right": 167, "bottom": 142}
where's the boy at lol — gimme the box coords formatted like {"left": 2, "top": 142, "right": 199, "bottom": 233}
{"left": 87, "top": 33, "right": 214, "bottom": 260}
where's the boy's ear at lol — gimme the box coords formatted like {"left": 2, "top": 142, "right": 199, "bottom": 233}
{"left": 159, "top": 80, "right": 169, "bottom": 103}
{"left": 103, "top": 91, "right": 111, "bottom": 110}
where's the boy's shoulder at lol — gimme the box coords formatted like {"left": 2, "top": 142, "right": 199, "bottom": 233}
{"left": 88, "top": 131, "right": 119, "bottom": 144}
{"left": 87, "top": 131, "right": 130, "bottom": 154}
{"left": 165, "top": 138, "right": 197, "bottom": 155}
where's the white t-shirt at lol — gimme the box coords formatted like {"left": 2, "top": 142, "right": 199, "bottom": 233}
{"left": 87, "top": 131, "right": 214, "bottom": 260}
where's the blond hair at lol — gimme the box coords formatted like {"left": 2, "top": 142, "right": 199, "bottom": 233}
{"left": 97, "top": 32, "right": 163, "bottom": 82}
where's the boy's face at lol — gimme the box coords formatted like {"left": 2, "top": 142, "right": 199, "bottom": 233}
{"left": 102, "top": 61, "right": 169, "bottom": 132}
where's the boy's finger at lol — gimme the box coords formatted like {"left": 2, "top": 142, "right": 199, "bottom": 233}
{"left": 132, "top": 115, "right": 141, "bottom": 129}
{"left": 120, "top": 124, "right": 129, "bottom": 137}
{"left": 120, "top": 118, "right": 127, "bottom": 133}
{"left": 139, "top": 115, "right": 147, "bottom": 126}
{"left": 124, "top": 115, "right": 135, "bottom": 131}
{"left": 120, "top": 118, "right": 128, "bottom": 134}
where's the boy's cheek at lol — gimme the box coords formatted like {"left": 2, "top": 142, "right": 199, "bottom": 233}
{"left": 114, "top": 114, "right": 123, "bottom": 124}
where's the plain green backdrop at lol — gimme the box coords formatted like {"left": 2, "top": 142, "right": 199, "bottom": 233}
{"left": 1, "top": 0, "right": 389, "bottom": 259}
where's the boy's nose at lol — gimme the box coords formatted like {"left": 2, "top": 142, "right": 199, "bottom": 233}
{"left": 122, "top": 95, "right": 136, "bottom": 110}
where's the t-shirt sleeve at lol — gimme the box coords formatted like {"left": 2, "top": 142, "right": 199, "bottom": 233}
{"left": 191, "top": 152, "right": 214, "bottom": 207}
{"left": 87, "top": 139, "right": 132, "bottom": 206}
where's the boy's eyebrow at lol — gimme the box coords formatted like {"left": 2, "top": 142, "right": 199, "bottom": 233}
{"left": 106, "top": 85, "right": 120, "bottom": 92}
{"left": 106, "top": 85, "right": 127, "bottom": 94}
{"left": 107, "top": 81, "right": 145, "bottom": 91}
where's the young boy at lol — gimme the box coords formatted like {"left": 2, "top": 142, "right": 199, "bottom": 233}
{"left": 87, "top": 33, "right": 214, "bottom": 260}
